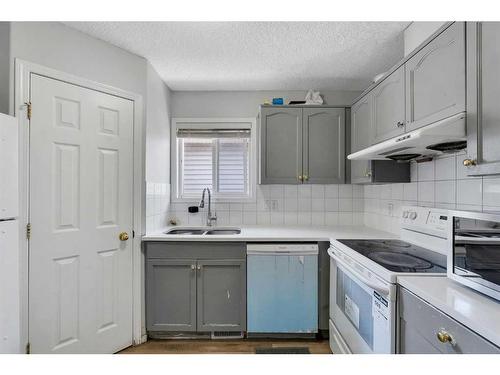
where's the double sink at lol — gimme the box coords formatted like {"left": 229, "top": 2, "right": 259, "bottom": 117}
{"left": 164, "top": 227, "right": 241, "bottom": 236}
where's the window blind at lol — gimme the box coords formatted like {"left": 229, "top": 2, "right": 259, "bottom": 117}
{"left": 181, "top": 139, "right": 213, "bottom": 195}
{"left": 218, "top": 139, "right": 248, "bottom": 194}
{"left": 179, "top": 137, "right": 250, "bottom": 197}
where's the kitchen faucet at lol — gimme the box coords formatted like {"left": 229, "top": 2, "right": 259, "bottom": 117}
{"left": 199, "top": 187, "right": 217, "bottom": 226}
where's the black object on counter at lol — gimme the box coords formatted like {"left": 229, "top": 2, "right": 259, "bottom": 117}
{"left": 188, "top": 206, "right": 199, "bottom": 213}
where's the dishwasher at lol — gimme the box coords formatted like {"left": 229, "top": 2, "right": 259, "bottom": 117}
{"left": 247, "top": 243, "right": 318, "bottom": 335}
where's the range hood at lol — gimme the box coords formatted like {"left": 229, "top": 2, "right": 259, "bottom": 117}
{"left": 348, "top": 112, "right": 467, "bottom": 161}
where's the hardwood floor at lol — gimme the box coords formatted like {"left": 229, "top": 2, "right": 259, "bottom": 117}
{"left": 119, "top": 339, "right": 332, "bottom": 354}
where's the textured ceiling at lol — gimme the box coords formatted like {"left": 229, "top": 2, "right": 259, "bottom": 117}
{"left": 64, "top": 22, "right": 410, "bottom": 91}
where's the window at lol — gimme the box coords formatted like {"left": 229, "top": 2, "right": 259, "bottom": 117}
{"left": 172, "top": 119, "right": 255, "bottom": 202}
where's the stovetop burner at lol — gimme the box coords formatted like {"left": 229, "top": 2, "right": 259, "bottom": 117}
{"left": 337, "top": 239, "right": 446, "bottom": 273}
{"left": 367, "top": 252, "right": 432, "bottom": 271}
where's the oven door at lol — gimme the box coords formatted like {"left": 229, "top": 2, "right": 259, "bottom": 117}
{"left": 329, "top": 247, "right": 396, "bottom": 354}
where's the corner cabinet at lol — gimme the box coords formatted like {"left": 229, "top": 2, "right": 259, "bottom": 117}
{"left": 405, "top": 22, "right": 466, "bottom": 132}
{"left": 464, "top": 22, "right": 500, "bottom": 176}
{"left": 351, "top": 97, "right": 373, "bottom": 184}
{"left": 145, "top": 242, "right": 247, "bottom": 334}
{"left": 260, "top": 106, "right": 345, "bottom": 184}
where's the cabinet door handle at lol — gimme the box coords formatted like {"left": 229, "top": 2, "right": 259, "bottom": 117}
{"left": 298, "top": 175, "right": 303, "bottom": 182}
{"left": 303, "top": 175, "right": 309, "bottom": 181}
{"left": 197, "top": 265, "right": 201, "bottom": 270}
{"left": 436, "top": 329, "right": 455, "bottom": 345}
{"left": 191, "top": 264, "right": 196, "bottom": 270}
{"left": 463, "top": 158, "right": 476, "bottom": 167}
{"left": 396, "top": 121, "right": 405, "bottom": 128}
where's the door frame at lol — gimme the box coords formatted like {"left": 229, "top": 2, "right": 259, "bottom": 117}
{"left": 14, "top": 59, "right": 145, "bottom": 352}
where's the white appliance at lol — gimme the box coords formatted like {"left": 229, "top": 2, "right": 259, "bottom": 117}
{"left": 348, "top": 112, "right": 466, "bottom": 161}
{"left": 247, "top": 244, "right": 318, "bottom": 335}
{"left": 328, "top": 206, "right": 450, "bottom": 354}
{"left": 448, "top": 210, "right": 500, "bottom": 301}
{"left": 0, "top": 113, "right": 20, "bottom": 354}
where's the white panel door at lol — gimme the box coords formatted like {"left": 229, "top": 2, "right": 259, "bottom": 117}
{"left": 29, "top": 74, "right": 134, "bottom": 353}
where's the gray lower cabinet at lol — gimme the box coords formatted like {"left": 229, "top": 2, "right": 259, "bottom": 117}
{"left": 405, "top": 22, "right": 466, "bottom": 131}
{"left": 260, "top": 106, "right": 346, "bottom": 184}
{"left": 464, "top": 22, "right": 500, "bottom": 176}
{"left": 145, "top": 242, "right": 246, "bottom": 333}
{"left": 398, "top": 287, "right": 500, "bottom": 354}
{"left": 197, "top": 259, "right": 246, "bottom": 332}
{"left": 146, "top": 259, "right": 197, "bottom": 332}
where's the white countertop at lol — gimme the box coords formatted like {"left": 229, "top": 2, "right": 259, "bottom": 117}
{"left": 142, "top": 225, "right": 396, "bottom": 242}
{"left": 398, "top": 276, "right": 500, "bottom": 347}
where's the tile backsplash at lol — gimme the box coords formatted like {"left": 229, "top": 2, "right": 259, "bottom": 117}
{"left": 145, "top": 182, "right": 170, "bottom": 231}
{"left": 145, "top": 151, "right": 500, "bottom": 233}
{"left": 364, "top": 151, "right": 500, "bottom": 234}
{"left": 163, "top": 184, "right": 364, "bottom": 229}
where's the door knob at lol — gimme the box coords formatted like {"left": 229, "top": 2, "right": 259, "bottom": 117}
{"left": 119, "top": 232, "right": 129, "bottom": 241}
{"left": 298, "top": 175, "right": 303, "bottom": 182}
{"left": 463, "top": 158, "right": 476, "bottom": 167}
{"left": 303, "top": 175, "right": 309, "bottom": 181}
{"left": 197, "top": 265, "right": 202, "bottom": 270}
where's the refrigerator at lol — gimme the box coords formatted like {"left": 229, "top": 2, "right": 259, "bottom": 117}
{"left": 0, "top": 113, "right": 20, "bottom": 353}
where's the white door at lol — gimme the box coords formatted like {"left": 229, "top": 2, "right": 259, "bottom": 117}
{"left": 29, "top": 74, "right": 134, "bottom": 353}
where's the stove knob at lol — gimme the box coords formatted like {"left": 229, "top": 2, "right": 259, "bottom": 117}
{"left": 403, "top": 211, "right": 409, "bottom": 218}
{"left": 409, "top": 212, "right": 417, "bottom": 220}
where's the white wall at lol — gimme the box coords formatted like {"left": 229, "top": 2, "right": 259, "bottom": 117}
{"left": 404, "top": 22, "right": 447, "bottom": 56}
{"left": 0, "top": 22, "right": 10, "bottom": 115}
{"left": 171, "top": 90, "right": 361, "bottom": 117}
{"left": 145, "top": 63, "right": 172, "bottom": 232}
{"left": 8, "top": 22, "right": 148, "bottom": 115}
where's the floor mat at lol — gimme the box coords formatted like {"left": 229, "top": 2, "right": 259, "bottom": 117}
{"left": 255, "top": 347, "right": 311, "bottom": 354}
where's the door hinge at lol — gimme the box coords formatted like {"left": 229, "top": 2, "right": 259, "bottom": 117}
{"left": 25, "top": 102, "right": 32, "bottom": 120}
{"left": 26, "top": 223, "right": 31, "bottom": 240}
{"left": 26, "top": 342, "right": 31, "bottom": 354}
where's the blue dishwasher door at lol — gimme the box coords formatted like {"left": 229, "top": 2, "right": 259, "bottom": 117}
{"left": 247, "top": 254, "right": 318, "bottom": 333}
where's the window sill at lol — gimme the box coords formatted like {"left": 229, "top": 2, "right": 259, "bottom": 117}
{"left": 171, "top": 196, "right": 257, "bottom": 204}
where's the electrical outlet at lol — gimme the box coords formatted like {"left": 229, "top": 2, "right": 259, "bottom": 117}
{"left": 265, "top": 199, "right": 279, "bottom": 211}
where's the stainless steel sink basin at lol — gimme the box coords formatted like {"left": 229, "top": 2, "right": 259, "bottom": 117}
{"left": 164, "top": 228, "right": 206, "bottom": 235}
{"left": 205, "top": 228, "right": 241, "bottom": 235}
{"left": 164, "top": 227, "right": 241, "bottom": 235}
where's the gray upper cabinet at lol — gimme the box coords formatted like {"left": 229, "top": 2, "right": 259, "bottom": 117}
{"left": 405, "top": 22, "right": 466, "bottom": 132}
{"left": 146, "top": 259, "right": 197, "bottom": 332}
{"left": 303, "top": 108, "right": 345, "bottom": 184}
{"left": 197, "top": 259, "right": 246, "bottom": 332}
{"left": 260, "top": 107, "right": 302, "bottom": 184}
{"left": 372, "top": 65, "right": 406, "bottom": 143}
{"left": 464, "top": 22, "right": 500, "bottom": 176}
{"left": 351, "top": 97, "right": 373, "bottom": 184}
{"left": 260, "top": 106, "right": 346, "bottom": 184}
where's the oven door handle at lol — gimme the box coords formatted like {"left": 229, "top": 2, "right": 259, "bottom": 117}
{"left": 328, "top": 248, "right": 391, "bottom": 296}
